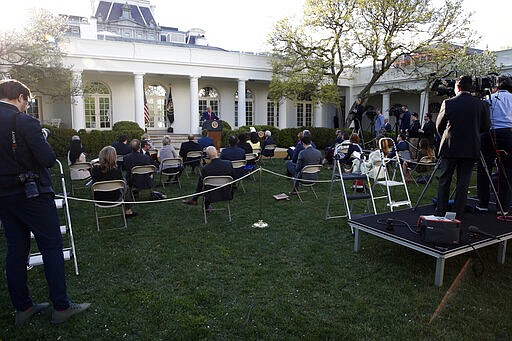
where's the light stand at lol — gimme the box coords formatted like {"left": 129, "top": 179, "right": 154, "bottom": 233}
{"left": 252, "top": 166, "right": 268, "bottom": 228}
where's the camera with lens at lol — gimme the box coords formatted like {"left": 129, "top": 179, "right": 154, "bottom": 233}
{"left": 18, "top": 171, "right": 39, "bottom": 198}
{"left": 365, "top": 106, "right": 377, "bottom": 121}
{"left": 389, "top": 104, "right": 403, "bottom": 119}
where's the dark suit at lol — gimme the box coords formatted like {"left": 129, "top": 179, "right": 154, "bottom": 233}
{"left": 0, "top": 101, "right": 70, "bottom": 311}
{"left": 436, "top": 92, "right": 490, "bottom": 218}
{"left": 201, "top": 111, "right": 218, "bottom": 122}
{"left": 198, "top": 136, "right": 214, "bottom": 150}
{"left": 123, "top": 151, "right": 152, "bottom": 188}
{"left": 179, "top": 140, "right": 202, "bottom": 171}
{"left": 261, "top": 136, "right": 276, "bottom": 157}
{"left": 221, "top": 146, "right": 246, "bottom": 179}
{"left": 294, "top": 146, "right": 322, "bottom": 189}
{"left": 400, "top": 110, "right": 411, "bottom": 133}
{"left": 192, "top": 158, "right": 235, "bottom": 206}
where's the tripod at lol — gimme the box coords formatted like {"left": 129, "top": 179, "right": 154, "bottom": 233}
{"left": 413, "top": 152, "right": 505, "bottom": 217}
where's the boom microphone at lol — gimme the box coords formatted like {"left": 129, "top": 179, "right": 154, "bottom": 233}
{"left": 467, "top": 225, "right": 497, "bottom": 239}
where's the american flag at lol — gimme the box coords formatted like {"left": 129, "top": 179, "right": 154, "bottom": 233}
{"left": 144, "top": 93, "right": 150, "bottom": 125}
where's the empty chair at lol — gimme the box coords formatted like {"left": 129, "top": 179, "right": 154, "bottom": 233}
{"left": 129, "top": 164, "right": 156, "bottom": 200}
{"left": 160, "top": 158, "right": 183, "bottom": 189}
{"left": 294, "top": 164, "right": 323, "bottom": 203}
{"left": 91, "top": 179, "right": 127, "bottom": 231}
{"left": 231, "top": 159, "right": 247, "bottom": 193}
{"left": 68, "top": 162, "right": 92, "bottom": 195}
{"left": 202, "top": 175, "right": 233, "bottom": 224}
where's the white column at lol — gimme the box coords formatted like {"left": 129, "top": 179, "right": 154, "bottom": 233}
{"left": 382, "top": 92, "right": 391, "bottom": 119}
{"left": 420, "top": 90, "right": 429, "bottom": 121}
{"left": 314, "top": 102, "right": 323, "bottom": 127}
{"left": 71, "top": 70, "right": 85, "bottom": 130}
{"left": 189, "top": 76, "right": 199, "bottom": 134}
{"left": 345, "top": 87, "right": 354, "bottom": 121}
{"left": 278, "top": 99, "right": 287, "bottom": 128}
{"left": 237, "top": 79, "right": 246, "bottom": 127}
{"left": 134, "top": 73, "right": 145, "bottom": 129}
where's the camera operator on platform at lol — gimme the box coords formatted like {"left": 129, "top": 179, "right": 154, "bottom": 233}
{"left": 0, "top": 79, "right": 89, "bottom": 325}
{"left": 476, "top": 76, "right": 512, "bottom": 216}
{"left": 435, "top": 76, "right": 490, "bottom": 220}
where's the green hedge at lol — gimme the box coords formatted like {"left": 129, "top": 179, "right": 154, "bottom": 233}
{"left": 45, "top": 121, "right": 144, "bottom": 158}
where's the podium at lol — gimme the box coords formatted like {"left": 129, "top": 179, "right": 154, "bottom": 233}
{"left": 202, "top": 120, "right": 223, "bottom": 150}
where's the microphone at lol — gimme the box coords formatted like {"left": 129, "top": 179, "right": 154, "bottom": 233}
{"left": 467, "top": 225, "right": 498, "bottom": 239}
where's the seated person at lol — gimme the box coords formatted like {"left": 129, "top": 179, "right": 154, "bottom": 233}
{"left": 141, "top": 139, "right": 159, "bottom": 168}
{"left": 91, "top": 146, "right": 136, "bottom": 217}
{"left": 340, "top": 133, "right": 363, "bottom": 167}
{"left": 324, "top": 130, "right": 347, "bottom": 166}
{"left": 286, "top": 130, "right": 315, "bottom": 177}
{"left": 237, "top": 132, "right": 253, "bottom": 155}
{"left": 198, "top": 129, "right": 214, "bottom": 150}
{"left": 248, "top": 127, "right": 261, "bottom": 151}
{"left": 290, "top": 134, "right": 322, "bottom": 193}
{"left": 402, "top": 138, "right": 435, "bottom": 181}
{"left": 387, "top": 133, "right": 409, "bottom": 159}
{"left": 123, "top": 139, "right": 153, "bottom": 192}
{"left": 220, "top": 135, "right": 246, "bottom": 179}
{"left": 158, "top": 135, "right": 183, "bottom": 181}
{"left": 179, "top": 134, "right": 202, "bottom": 173}
{"left": 261, "top": 130, "right": 276, "bottom": 157}
{"left": 112, "top": 134, "right": 131, "bottom": 168}
{"left": 286, "top": 131, "right": 302, "bottom": 160}
{"left": 68, "top": 135, "right": 90, "bottom": 180}
{"left": 182, "top": 146, "right": 235, "bottom": 210}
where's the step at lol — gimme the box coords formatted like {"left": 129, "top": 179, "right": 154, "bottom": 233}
{"left": 30, "top": 225, "right": 67, "bottom": 239}
{"left": 342, "top": 173, "right": 368, "bottom": 180}
{"left": 387, "top": 200, "right": 411, "bottom": 208}
{"left": 346, "top": 193, "right": 372, "bottom": 201}
{"left": 375, "top": 180, "right": 405, "bottom": 186}
{"left": 28, "top": 249, "right": 71, "bottom": 267}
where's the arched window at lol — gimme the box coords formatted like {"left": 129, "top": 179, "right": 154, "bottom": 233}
{"left": 199, "top": 87, "right": 219, "bottom": 127}
{"left": 266, "top": 95, "right": 279, "bottom": 127}
{"left": 234, "top": 89, "right": 254, "bottom": 127}
{"left": 145, "top": 85, "right": 167, "bottom": 128}
{"left": 84, "top": 82, "right": 111, "bottom": 129}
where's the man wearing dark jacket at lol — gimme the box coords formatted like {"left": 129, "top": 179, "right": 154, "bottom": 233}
{"left": 123, "top": 139, "right": 152, "bottom": 189}
{"left": 179, "top": 134, "right": 202, "bottom": 173}
{"left": 0, "top": 79, "right": 89, "bottom": 325}
{"left": 183, "top": 146, "right": 235, "bottom": 208}
{"left": 436, "top": 76, "right": 490, "bottom": 219}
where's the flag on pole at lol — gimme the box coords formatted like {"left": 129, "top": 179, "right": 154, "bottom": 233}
{"left": 144, "top": 93, "right": 150, "bottom": 125}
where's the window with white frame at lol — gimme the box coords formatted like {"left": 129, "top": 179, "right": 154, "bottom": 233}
{"left": 145, "top": 85, "right": 166, "bottom": 128}
{"left": 26, "top": 96, "right": 42, "bottom": 121}
{"left": 296, "top": 101, "right": 313, "bottom": 127}
{"left": 199, "top": 87, "right": 219, "bottom": 127}
{"left": 234, "top": 89, "right": 254, "bottom": 127}
{"left": 266, "top": 98, "right": 279, "bottom": 127}
{"left": 84, "top": 82, "right": 111, "bottom": 129}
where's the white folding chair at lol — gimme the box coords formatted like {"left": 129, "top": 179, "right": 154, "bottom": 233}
{"left": 91, "top": 180, "right": 127, "bottom": 231}
{"left": 294, "top": 164, "right": 323, "bottom": 203}
{"left": 231, "top": 159, "right": 247, "bottom": 193}
{"left": 160, "top": 158, "right": 183, "bottom": 189}
{"left": 202, "top": 175, "right": 233, "bottom": 224}
{"left": 185, "top": 150, "right": 203, "bottom": 177}
{"left": 129, "top": 164, "right": 156, "bottom": 200}
{"left": 68, "top": 162, "right": 92, "bottom": 195}
{"left": 261, "top": 144, "right": 277, "bottom": 164}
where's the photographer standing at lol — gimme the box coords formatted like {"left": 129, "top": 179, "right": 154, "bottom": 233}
{"left": 0, "top": 79, "right": 89, "bottom": 325}
{"left": 436, "top": 76, "right": 490, "bottom": 220}
{"left": 400, "top": 105, "right": 411, "bottom": 134}
{"left": 476, "top": 76, "right": 512, "bottom": 216}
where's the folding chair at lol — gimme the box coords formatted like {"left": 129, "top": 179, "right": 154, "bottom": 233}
{"left": 231, "top": 160, "right": 247, "bottom": 193}
{"left": 185, "top": 150, "right": 203, "bottom": 177}
{"left": 129, "top": 164, "right": 156, "bottom": 201}
{"left": 294, "top": 164, "right": 323, "bottom": 203}
{"left": 245, "top": 153, "right": 259, "bottom": 180}
{"left": 159, "top": 158, "right": 183, "bottom": 189}
{"left": 260, "top": 144, "right": 277, "bottom": 164}
{"left": 91, "top": 180, "right": 127, "bottom": 231}
{"left": 202, "top": 175, "right": 233, "bottom": 224}
{"left": 68, "top": 162, "right": 92, "bottom": 195}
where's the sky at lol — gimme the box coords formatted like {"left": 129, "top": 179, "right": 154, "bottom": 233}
{"left": 1, "top": 0, "right": 511, "bottom": 53}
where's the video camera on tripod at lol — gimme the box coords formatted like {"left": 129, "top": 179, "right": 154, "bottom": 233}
{"left": 364, "top": 106, "right": 377, "bottom": 122}
{"left": 431, "top": 74, "right": 512, "bottom": 98}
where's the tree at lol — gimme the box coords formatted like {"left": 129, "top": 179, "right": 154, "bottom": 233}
{"left": 269, "top": 0, "right": 358, "bottom": 126}
{"left": 0, "top": 9, "right": 76, "bottom": 99}
{"left": 269, "top": 0, "right": 476, "bottom": 127}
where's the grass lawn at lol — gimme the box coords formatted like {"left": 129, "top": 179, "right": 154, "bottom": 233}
{"left": 1, "top": 158, "right": 511, "bottom": 339}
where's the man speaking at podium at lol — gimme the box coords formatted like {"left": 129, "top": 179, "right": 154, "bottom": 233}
{"left": 201, "top": 106, "right": 218, "bottom": 123}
